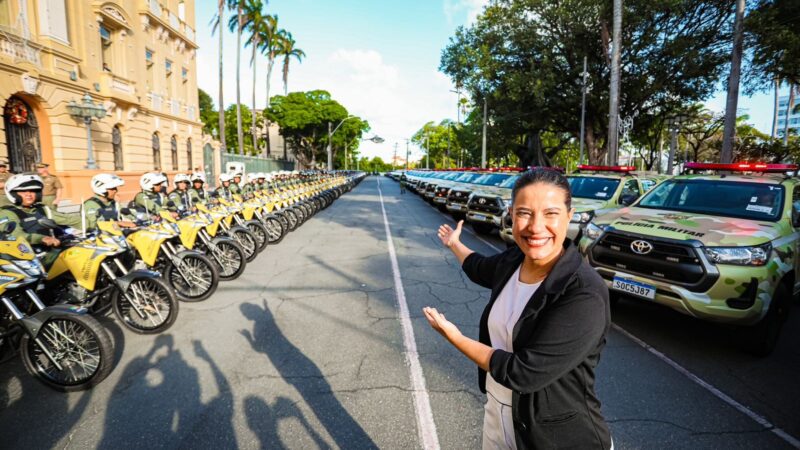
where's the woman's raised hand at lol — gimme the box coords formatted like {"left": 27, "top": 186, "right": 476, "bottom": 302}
{"left": 438, "top": 220, "right": 463, "bottom": 248}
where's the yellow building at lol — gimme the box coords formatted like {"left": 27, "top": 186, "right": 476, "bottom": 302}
{"left": 0, "top": 0, "right": 205, "bottom": 202}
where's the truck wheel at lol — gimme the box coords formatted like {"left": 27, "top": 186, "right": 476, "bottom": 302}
{"left": 741, "top": 283, "right": 791, "bottom": 357}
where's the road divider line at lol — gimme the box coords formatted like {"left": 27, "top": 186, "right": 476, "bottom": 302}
{"left": 612, "top": 324, "right": 800, "bottom": 448}
{"left": 377, "top": 178, "right": 441, "bottom": 450}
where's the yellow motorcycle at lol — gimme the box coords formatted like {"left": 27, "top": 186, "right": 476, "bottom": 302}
{"left": 0, "top": 221, "right": 113, "bottom": 391}
{"left": 37, "top": 218, "right": 179, "bottom": 334}
{"left": 198, "top": 198, "right": 260, "bottom": 262}
{"left": 220, "top": 196, "right": 269, "bottom": 254}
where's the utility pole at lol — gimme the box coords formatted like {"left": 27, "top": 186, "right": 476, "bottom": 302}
{"left": 720, "top": 0, "right": 745, "bottom": 163}
{"left": 579, "top": 56, "right": 588, "bottom": 165}
{"left": 344, "top": 143, "right": 348, "bottom": 171}
{"left": 327, "top": 122, "right": 333, "bottom": 171}
{"left": 405, "top": 139, "right": 410, "bottom": 170}
{"left": 481, "top": 97, "right": 488, "bottom": 169}
{"left": 425, "top": 134, "right": 430, "bottom": 169}
{"left": 393, "top": 142, "right": 398, "bottom": 170}
{"left": 607, "top": 0, "right": 622, "bottom": 165}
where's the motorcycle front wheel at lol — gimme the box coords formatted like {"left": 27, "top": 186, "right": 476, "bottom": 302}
{"left": 20, "top": 314, "right": 113, "bottom": 392}
{"left": 246, "top": 221, "right": 269, "bottom": 253}
{"left": 165, "top": 252, "right": 220, "bottom": 302}
{"left": 229, "top": 227, "right": 259, "bottom": 262}
{"left": 263, "top": 216, "right": 286, "bottom": 245}
{"left": 112, "top": 277, "right": 179, "bottom": 334}
{"left": 210, "top": 239, "right": 247, "bottom": 280}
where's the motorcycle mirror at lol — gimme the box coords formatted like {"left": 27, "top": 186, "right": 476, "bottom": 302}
{"left": 120, "top": 207, "right": 132, "bottom": 215}
{"left": 210, "top": 191, "right": 220, "bottom": 198}
{"left": 166, "top": 200, "right": 176, "bottom": 207}
{"left": 37, "top": 218, "right": 59, "bottom": 229}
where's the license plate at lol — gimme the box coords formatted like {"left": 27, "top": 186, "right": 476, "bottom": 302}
{"left": 611, "top": 277, "right": 656, "bottom": 300}
{"left": 471, "top": 213, "right": 487, "bottom": 221}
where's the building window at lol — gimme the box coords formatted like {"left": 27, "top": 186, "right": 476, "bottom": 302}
{"left": 38, "top": 0, "right": 70, "bottom": 43}
{"left": 186, "top": 138, "right": 192, "bottom": 170}
{"left": 100, "top": 24, "right": 113, "bottom": 72}
{"left": 152, "top": 133, "right": 161, "bottom": 170}
{"left": 165, "top": 59, "right": 173, "bottom": 74}
{"left": 165, "top": 59, "right": 173, "bottom": 98}
{"left": 171, "top": 135, "right": 178, "bottom": 170}
{"left": 181, "top": 67, "right": 188, "bottom": 82}
{"left": 112, "top": 125, "right": 124, "bottom": 170}
{"left": 145, "top": 48, "right": 154, "bottom": 65}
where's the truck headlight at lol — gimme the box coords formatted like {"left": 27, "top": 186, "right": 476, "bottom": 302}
{"left": 584, "top": 222, "right": 606, "bottom": 240}
{"left": 704, "top": 244, "right": 771, "bottom": 266}
{"left": 571, "top": 211, "right": 594, "bottom": 224}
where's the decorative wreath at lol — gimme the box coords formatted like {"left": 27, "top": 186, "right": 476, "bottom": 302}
{"left": 5, "top": 99, "right": 28, "bottom": 125}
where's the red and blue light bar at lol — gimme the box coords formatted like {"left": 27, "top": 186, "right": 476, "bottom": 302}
{"left": 576, "top": 165, "right": 635, "bottom": 172}
{"left": 684, "top": 162, "right": 798, "bottom": 172}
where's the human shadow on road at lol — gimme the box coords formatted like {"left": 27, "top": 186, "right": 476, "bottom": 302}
{"left": 240, "top": 301, "right": 377, "bottom": 449}
{"left": 245, "top": 395, "right": 328, "bottom": 449}
{"left": 98, "top": 335, "right": 236, "bottom": 449}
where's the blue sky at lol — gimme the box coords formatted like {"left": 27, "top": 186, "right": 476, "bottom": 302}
{"left": 195, "top": 0, "right": 779, "bottom": 162}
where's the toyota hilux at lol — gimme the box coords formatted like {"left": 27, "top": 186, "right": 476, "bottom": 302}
{"left": 578, "top": 162, "right": 798, "bottom": 355}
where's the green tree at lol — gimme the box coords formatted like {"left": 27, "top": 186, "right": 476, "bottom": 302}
{"left": 258, "top": 16, "right": 286, "bottom": 157}
{"left": 280, "top": 32, "right": 305, "bottom": 96}
{"left": 440, "top": 0, "right": 732, "bottom": 165}
{"left": 224, "top": 104, "right": 261, "bottom": 155}
{"left": 228, "top": 0, "right": 247, "bottom": 154}
{"left": 265, "top": 91, "right": 370, "bottom": 168}
{"left": 198, "top": 89, "right": 218, "bottom": 137}
{"left": 211, "top": 0, "right": 236, "bottom": 151}
{"left": 241, "top": 0, "right": 268, "bottom": 156}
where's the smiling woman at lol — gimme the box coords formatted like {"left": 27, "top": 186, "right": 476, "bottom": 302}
{"left": 426, "top": 168, "right": 613, "bottom": 449}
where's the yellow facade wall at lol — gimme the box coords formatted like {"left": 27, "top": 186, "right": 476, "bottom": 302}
{"left": 0, "top": 0, "right": 207, "bottom": 204}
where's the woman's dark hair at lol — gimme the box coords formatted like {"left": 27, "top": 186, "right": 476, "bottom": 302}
{"left": 511, "top": 168, "right": 572, "bottom": 209}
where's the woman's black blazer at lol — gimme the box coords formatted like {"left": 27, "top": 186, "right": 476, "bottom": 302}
{"left": 462, "top": 240, "right": 612, "bottom": 449}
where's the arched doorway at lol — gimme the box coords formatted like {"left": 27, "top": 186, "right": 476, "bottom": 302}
{"left": 3, "top": 96, "right": 42, "bottom": 172}
{"left": 186, "top": 138, "right": 192, "bottom": 170}
{"left": 112, "top": 125, "right": 124, "bottom": 170}
{"left": 152, "top": 132, "right": 161, "bottom": 170}
{"left": 170, "top": 135, "right": 178, "bottom": 170}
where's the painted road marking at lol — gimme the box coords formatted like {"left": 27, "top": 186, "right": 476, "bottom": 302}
{"left": 613, "top": 324, "right": 800, "bottom": 449}
{"left": 377, "top": 178, "right": 441, "bottom": 450}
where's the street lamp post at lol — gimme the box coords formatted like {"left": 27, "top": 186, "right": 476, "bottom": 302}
{"left": 347, "top": 135, "right": 383, "bottom": 171}
{"left": 666, "top": 114, "right": 687, "bottom": 175}
{"left": 67, "top": 93, "right": 107, "bottom": 170}
{"left": 579, "top": 56, "right": 589, "bottom": 165}
{"left": 327, "top": 115, "right": 357, "bottom": 171}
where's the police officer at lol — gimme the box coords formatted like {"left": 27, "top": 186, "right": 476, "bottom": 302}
{"left": 35, "top": 162, "right": 62, "bottom": 207}
{"left": 242, "top": 173, "right": 259, "bottom": 197}
{"left": 0, "top": 173, "right": 80, "bottom": 267}
{"left": 215, "top": 173, "right": 234, "bottom": 200}
{"left": 168, "top": 174, "right": 192, "bottom": 212}
{"left": 84, "top": 174, "right": 137, "bottom": 231}
{"left": 189, "top": 172, "right": 208, "bottom": 205}
{"left": 230, "top": 172, "right": 243, "bottom": 196}
{"left": 134, "top": 172, "right": 168, "bottom": 216}
{"left": 0, "top": 160, "right": 12, "bottom": 207}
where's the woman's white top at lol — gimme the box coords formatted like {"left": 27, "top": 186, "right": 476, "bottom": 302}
{"left": 486, "top": 265, "right": 542, "bottom": 406}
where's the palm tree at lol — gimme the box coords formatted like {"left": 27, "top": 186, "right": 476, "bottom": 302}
{"left": 228, "top": 1, "right": 246, "bottom": 154}
{"left": 280, "top": 33, "right": 305, "bottom": 96}
{"left": 242, "top": 0, "right": 268, "bottom": 156}
{"left": 258, "top": 19, "right": 287, "bottom": 157}
{"left": 211, "top": 1, "right": 235, "bottom": 151}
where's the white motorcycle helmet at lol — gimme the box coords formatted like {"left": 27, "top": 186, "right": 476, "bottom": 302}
{"left": 91, "top": 173, "right": 125, "bottom": 196}
{"left": 173, "top": 173, "right": 191, "bottom": 187}
{"left": 191, "top": 172, "right": 206, "bottom": 184}
{"left": 219, "top": 173, "right": 234, "bottom": 183}
{"left": 256, "top": 172, "right": 266, "bottom": 180}
{"left": 140, "top": 172, "right": 167, "bottom": 192}
{"left": 247, "top": 173, "right": 259, "bottom": 183}
{"left": 5, "top": 173, "right": 43, "bottom": 205}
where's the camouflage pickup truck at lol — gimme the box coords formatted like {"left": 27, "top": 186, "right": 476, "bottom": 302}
{"left": 578, "top": 163, "right": 798, "bottom": 356}
{"left": 500, "top": 166, "right": 665, "bottom": 244}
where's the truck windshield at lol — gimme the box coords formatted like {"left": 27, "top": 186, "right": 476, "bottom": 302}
{"left": 473, "top": 174, "right": 513, "bottom": 186}
{"left": 568, "top": 177, "right": 620, "bottom": 199}
{"left": 498, "top": 175, "right": 520, "bottom": 188}
{"left": 638, "top": 179, "right": 784, "bottom": 221}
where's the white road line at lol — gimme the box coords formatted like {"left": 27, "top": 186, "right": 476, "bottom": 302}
{"left": 612, "top": 324, "right": 800, "bottom": 449}
{"left": 377, "top": 178, "right": 441, "bottom": 450}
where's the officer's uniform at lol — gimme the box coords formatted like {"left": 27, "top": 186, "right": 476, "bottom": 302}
{"left": 0, "top": 170, "right": 11, "bottom": 207}
{"left": 83, "top": 195, "right": 120, "bottom": 231}
{"left": 0, "top": 203, "right": 80, "bottom": 267}
{"left": 168, "top": 189, "right": 191, "bottom": 212}
{"left": 189, "top": 187, "right": 207, "bottom": 205}
{"left": 40, "top": 170, "right": 63, "bottom": 207}
{"left": 133, "top": 190, "right": 166, "bottom": 214}
{"left": 215, "top": 186, "right": 232, "bottom": 201}
{"left": 229, "top": 182, "right": 242, "bottom": 196}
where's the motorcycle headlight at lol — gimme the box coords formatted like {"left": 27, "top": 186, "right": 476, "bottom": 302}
{"left": 571, "top": 211, "right": 595, "bottom": 224}
{"left": 704, "top": 244, "right": 771, "bottom": 266}
{"left": 584, "top": 222, "right": 606, "bottom": 240}
{"left": 9, "top": 260, "right": 43, "bottom": 277}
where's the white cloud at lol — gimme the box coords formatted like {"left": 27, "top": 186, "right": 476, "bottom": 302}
{"left": 444, "top": 0, "right": 489, "bottom": 25}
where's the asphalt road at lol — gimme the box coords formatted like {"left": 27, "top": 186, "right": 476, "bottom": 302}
{"left": 1, "top": 176, "right": 798, "bottom": 449}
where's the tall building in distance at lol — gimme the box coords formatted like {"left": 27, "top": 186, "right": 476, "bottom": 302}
{"left": 0, "top": 0, "right": 203, "bottom": 201}
{"left": 777, "top": 94, "right": 800, "bottom": 139}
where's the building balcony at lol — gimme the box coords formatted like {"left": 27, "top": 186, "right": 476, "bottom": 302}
{"left": 0, "top": 26, "right": 42, "bottom": 66}
{"left": 140, "top": 0, "right": 196, "bottom": 46}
